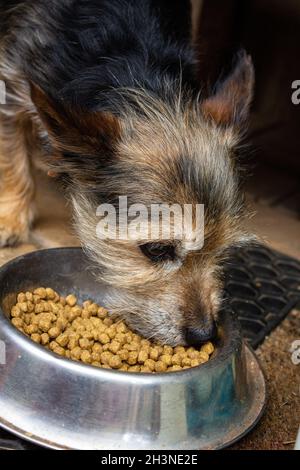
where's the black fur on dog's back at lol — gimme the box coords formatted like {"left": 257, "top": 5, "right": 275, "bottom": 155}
{"left": 1, "top": 0, "right": 197, "bottom": 111}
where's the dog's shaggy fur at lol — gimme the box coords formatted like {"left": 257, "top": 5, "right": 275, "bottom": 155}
{"left": 0, "top": 0, "right": 254, "bottom": 345}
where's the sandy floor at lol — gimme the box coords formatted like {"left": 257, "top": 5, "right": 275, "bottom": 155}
{"left": 233, "top": 309, "right": 300, "bottom": 450}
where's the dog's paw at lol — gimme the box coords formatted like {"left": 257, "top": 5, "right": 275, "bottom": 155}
{"left": 0, "top": 204, "right": 35, "bottom": 248}
{"left": 0, "top": 216, "right": 31, "bottom": 247}
{"left": 0, "top": 201, "right": 35, "bottom": 248}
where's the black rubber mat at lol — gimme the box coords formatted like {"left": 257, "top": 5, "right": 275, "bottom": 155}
{"left": 1, "top": 243, "right": 300, "bottom": 449}
{"left": 224, "top": 243, "right": 300, "bottom": 348}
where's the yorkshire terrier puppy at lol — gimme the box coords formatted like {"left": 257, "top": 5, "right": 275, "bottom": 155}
{"left": 0, "top": 1, "right": 254, "bottom": 345}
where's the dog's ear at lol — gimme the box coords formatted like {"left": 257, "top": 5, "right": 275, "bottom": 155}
{"left": 30, "top": 83, "right": 121, "bottom": 156}
{"left": 201, "top": 51, "right": 254, "bottom": 128}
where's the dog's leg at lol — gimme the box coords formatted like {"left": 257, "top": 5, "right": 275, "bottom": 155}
{"left": 0, "top": 112, "right": 35, "bottom": 246}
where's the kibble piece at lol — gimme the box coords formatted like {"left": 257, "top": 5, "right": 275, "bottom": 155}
{"left": 45, "top": 288, "right": 55, "bottom": 300}
{"left": 56, "top": 316, "right": 68, "bottom": 331}
{"left": 144, "top": 359, "right": 155, "bottom": 371}
{"left": 81, "top": 309, "right": 91, "bottom": 319}
{"left": 160, "top": 354, "right": 172, "bottom": 367}
{"left": 128, "top": 365, "right": 141, "bottom": 372}
{"left": 66, "top": 294, "right": 77, "bottom": 307}
{"left": 49, "top": 340, "right": 59, "bottom": 351}
{"left": 92, "top": 361, "right": 101, "bottom": 367}
{"left": 154, "top": 361, "right": 167, "bottom": 372}
{"left": 174, "top": 346, "right": 185, "bottom": 355}
{"left": 33, "top": 294, "right": 41, "bottom": 304}
{"left": 124, "top": 341, "right": 139, "bottom": 352}
{"left": 116, "top": 321, "right": 127, "bottom": 333}
{"left": 11, "top": 305, "right": 21, "bottom": 318}
{"left": 31, "top": 333, "right": 41, "bottom": 344}
{"left": 91, "top": 352, "right": 101, "bottom": 362}
{"left": 17, "top": 292, "right": 26, "bottom": 303}
{"left": 79, "top": 337, "right": 92, "bottom": 350}
{"left": 34, "top": 287, "right": 47, "bottom": 299}
{"left": 48, "top": 326, "right": 61, "bottom": 339}
{"left": 34, "top": 303, "right": 44, "bottom": 314}
{"left": 106, "top": 326, "right": 116, "bottom": 339}
{"left": 117, "top": 349, "right": 129, "bottom": 361}
{"left": 38, "top": 319, "right": 51, "bottom": 332}
{"left": 18, "top": 302, "right": 28, "bottom": 313}
{"left": 25, "top": 324, "right": 38, "bottom": 335}
{"left": 140, "top": 366, "right": 152, "bottom": 373}
{"left": 190, "top": 358, "right": 200, "bottom": 367}
{"left": 163, "top": 345, "right": 173, "bottom": 355}
{"left": 31, "top": 315, "right": 40, "bottom": 325}
{"left": 149, "top": 347, "right": 160, "bottom": 361}
{"left": 138, "top": 349, "right": 149, "bottom": 364}
{"left": 23, "top": 314, "right": 32, "bottom": 325}
{"left": 201, "top": 342, "right": 214, "bottom": 355}
{"left": 11, "top": 317, "right": 24, "bottom": 329}
{"left": 115, "top": 333, "right": 126, "bottom": 345}
{"left": 53, "top": 346, "right": 65, "bottom": 356}
{"left": 92, "top": 343, "right": 103, "bottom": 354}
{"left": 109, "top": 340, "right": 121, "bottom": 354}
{"left": 87, "top": 303, "right": 98, "bottom": 315}
{"left": 68, "top": 336, "right": 79, "bottom": 350}
{"left": 132, "top": 334, "right": 141, "bottom": 343}
{"left": 42, "top": 301, "right": 51, "bottom": 312}
{"left": 41, "top": 333, "right": 50, "bottom": 345}
{"left": 97, "top": 307, "right": 108, "bottom": 319}
{"left": 187, "top": 350, "right": 200, "bottom": 360}
{"left": 25, "top": 292, "right": 33, "bottom": 302}
{"left": 127, "top": 351, "right": 138, "bottom": 365}
{"left": 124, "top": 332, "right": 132, "bottom": 343}
{"left": 70, "top": 346, "right": 82, "bottom": 360}
{"left": 71, "top": 305, "right": 82, "bottom": 317}
{"left": 168, "top": 365, "right": 182, "bottom": 372}
{"left": 103, "top": 317, "right": 113, "bottom": 326}
{"left": 81, "top": 350, "right": 92, "bottom": 364}
{"left": 171, "top": 353, "right": 182, "bottom": 366}
{"left": 108, "top": 355, "right": 122, "bottom": 369}
{"left": 181, "top": 356, "right": 191, "bottom": 367}
{"left": 56, "top": 333, "right": 69, "bottom": 348}
{"left": 199, "top": 351, "right": 209, "bottom": 362}
{"left": 100, "top": 351, "right": 113, "bottom": 365}
{"left": 98, "top": 333, "right": 110, "bottom": 345}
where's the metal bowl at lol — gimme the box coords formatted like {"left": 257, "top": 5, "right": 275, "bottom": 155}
{"left": 0, "top": 248, "right": 266, "bottom": 449}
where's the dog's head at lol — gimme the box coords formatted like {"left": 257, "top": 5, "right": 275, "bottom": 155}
{"left": 31, "top": 53, "right": 254, "bottom": 345}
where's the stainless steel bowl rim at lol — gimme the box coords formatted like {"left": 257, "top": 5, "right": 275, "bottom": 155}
{"left": 0, "top": 247, "right": 241, "bottom": 383}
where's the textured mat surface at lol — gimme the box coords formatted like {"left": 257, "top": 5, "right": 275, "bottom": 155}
{"left": 224, "top": 244, "right": 300, "bottom": 348}
{"left": 1, "top": 243, "right": 300, "bottom": 449}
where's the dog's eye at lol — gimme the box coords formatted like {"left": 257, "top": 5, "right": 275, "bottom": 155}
{"left": 140, "top": 243, "right": 176, "bottom": 262}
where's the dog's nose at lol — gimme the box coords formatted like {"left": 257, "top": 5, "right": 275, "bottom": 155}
{"left": 184, "top": 321, "right": 217, "bottom": 346}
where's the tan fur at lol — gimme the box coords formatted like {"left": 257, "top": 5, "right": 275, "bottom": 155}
{"left": 0, "top": 112, "right": 35, "bottom": 245}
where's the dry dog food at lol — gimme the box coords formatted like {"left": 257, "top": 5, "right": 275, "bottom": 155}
{"left": 10, "top": 287, "right": 215, "bottom": 373}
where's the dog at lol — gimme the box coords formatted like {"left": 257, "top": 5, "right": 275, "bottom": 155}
{"left": 0, "top": 0, "right": 254, "bottom": 346}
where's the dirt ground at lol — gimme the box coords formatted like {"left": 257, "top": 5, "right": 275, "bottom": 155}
{"left": 233, "top": 308, "right": 300, "bottom": 450}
